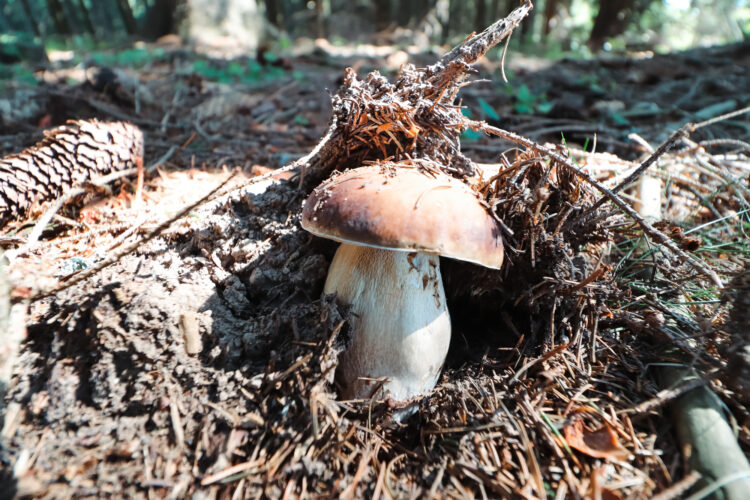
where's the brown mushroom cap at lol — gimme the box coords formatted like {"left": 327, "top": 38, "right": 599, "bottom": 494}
{"left": 301, "top": 164, "right": 504, "bottom": 269}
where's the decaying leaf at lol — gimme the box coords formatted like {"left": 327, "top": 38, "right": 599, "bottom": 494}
{"left": 564, "top": 420, "right": 629, "bottom": 461}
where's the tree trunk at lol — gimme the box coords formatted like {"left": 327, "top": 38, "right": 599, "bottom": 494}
{"left": 142, "top": 0, "right": 179, "bottom": 39}
{"left": 177, "top": 0, "right": 265, "bottom": 53}
{"left": 475, "top": 0, "right": 487, "bottom": 32}
{"left": 74, "top": 0, "right": 97, "bottom": 36}
{"left": 60, "top": 0, "right": 82, "bottom": 34}
{"left": 45, "top": 0, "right": 73, "bottom": 34}
{"left": 373, "top": 0, "right": 391, "bottom": 31}
{"left": 520, "top": 0, "right": 536, "bottom": 42}
{"left": 543, "top": 0, "right": 558, "bottom": 36}
{"left": 588, "top": 0, "right": 656, "bottom": 49}
{"left": 395, "top": 0, "right": 411, "bottom": 27}
{"left": 589, "top": 0, "right": 628, "bottom": 48}
{"left": 448, "top": 0, "right": 464, "bottom": 38}
{"left": 491, "top": 0, "right": 501, "bottom": 19}
{"left": 20, "top": 0, "right": 42, "bottom": 37}
{"left": 436, "top": 0, "right": 450, "bottom": 43}
{"left": 314, "top": 0, "right": 324, "bottom": 38}
{"left": 115, "top": 0, "right": 138, "bottom": 34}
{"left": 0, "top": 12, "right": 10, "bottom": 35}
{"left": 87, "top": 0, "right": 116, "bottom": 35}
{"left": 413, "top": 0, "right": 431, "bottom": 26}
{"left": 0, "top": 120, "right": 144, "bottom": 228}
{"left": 282, "top": 0, "right": 296, "bottom": 33}
{"left": 264, "top": 0, "right": 282, "bottom": 27}
{"left": 496, "top": 0, "right": 513, "bottom": 19}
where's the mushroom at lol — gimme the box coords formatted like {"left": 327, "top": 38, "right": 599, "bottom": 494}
{"left": 301, "top": 163, "right": 503, "bottom": 401}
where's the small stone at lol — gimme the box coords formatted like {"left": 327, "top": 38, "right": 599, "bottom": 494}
{"left": 179, "top": 312, "right": 202, "bottom": 355}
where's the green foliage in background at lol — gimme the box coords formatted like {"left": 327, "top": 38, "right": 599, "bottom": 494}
{"left": 2, "top": 0, "right": 749, "bottom": 63}
{"left": 0, "top": 64, "right": 37, "bottom": 89}
{"left": 507, "top": 84, "right": 553, "bottom": 115}
{"left": 191, "top": 58, "right": 287, "bottom": 84}
{"left": 89, "top": 47, "right": 165, "bottom": 68}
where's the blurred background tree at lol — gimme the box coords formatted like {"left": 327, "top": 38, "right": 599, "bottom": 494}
{"left": 0, "top": 0, "right": 748, "bottom": 62}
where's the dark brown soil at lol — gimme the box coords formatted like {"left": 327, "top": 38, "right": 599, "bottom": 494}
{"left": 2, "top": 180, "right": 343, "bottom": 498}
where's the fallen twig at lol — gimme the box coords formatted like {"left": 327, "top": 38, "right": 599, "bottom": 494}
{"left": 651, "top": 471, "right": 701, "bottom": 500}
{"left": 588, "top": 125, "right": 689, "bottom": 213}
{"left": 586, "top": 105, "right": 750, "bottom": 215}
{"left": 690, "top": 106, "right": 750, "bottom": 131}
{"left": 200, "top": 459, "right": 265, "bottom": 486}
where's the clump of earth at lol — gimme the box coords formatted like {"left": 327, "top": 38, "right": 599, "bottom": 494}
{"left": 1, "top": 179, "right": 347, "bottom": 498}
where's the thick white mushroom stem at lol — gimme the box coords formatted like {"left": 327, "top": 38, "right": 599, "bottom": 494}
{"left": 325, "top": 243, "right": 451, "bottom": 401}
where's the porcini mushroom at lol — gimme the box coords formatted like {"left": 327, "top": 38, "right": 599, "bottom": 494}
{"left": 301, "top": 163, "right": 503, "bottom": 401}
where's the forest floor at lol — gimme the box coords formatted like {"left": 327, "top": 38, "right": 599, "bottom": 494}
{"left": 1, "top": 37, "right": 749, "bottom": 499}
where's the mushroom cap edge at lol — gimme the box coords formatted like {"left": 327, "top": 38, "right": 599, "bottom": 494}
{"left": 301, "top": 164, "right": 504, "bottom": 269}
